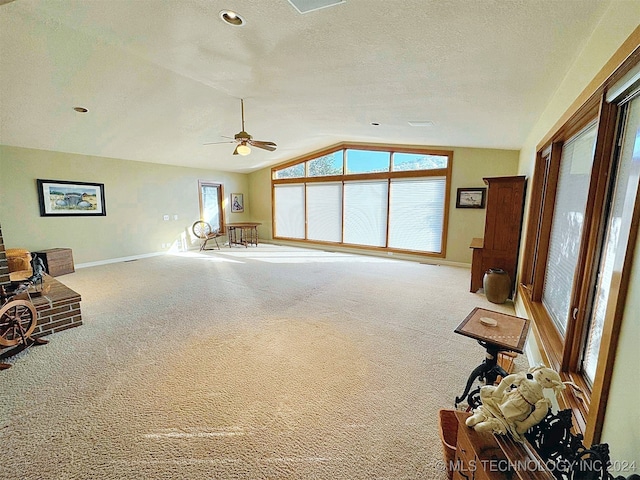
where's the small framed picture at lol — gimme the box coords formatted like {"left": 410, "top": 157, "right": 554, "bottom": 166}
{"left": 37, "top": 179, "right": 107, "bottom": 216}
{"left": 230, "top": 193, "right": 244, "bottom": 213}
{"left": 456, "top": 187, "right": 486, "bottom": 209}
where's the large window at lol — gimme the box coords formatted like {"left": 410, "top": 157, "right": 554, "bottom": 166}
{"left": 198, "top": 181, "right": 224, "bottom": 232}
{"left": 541, "top": 122, "right": 598, "bottom": 335}
{"left": 520, "top": 55, "right": 640, "bottom": 444}
{"left": 271, "top": 145, "right": 452, "bottom": 256}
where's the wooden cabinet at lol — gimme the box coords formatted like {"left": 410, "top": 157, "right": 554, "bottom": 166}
{"left": 470, "top": 176, "right": 526, "bottom": 295}
{"left": 33, "top": 248, "right": 75, "bottom": 277}
{"left": 453, "top": 411, "right": 552, "bottom": 480}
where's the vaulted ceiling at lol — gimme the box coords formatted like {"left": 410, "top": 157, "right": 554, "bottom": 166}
{"left": 0, "top": 0, "right": 609, "bottom": 173}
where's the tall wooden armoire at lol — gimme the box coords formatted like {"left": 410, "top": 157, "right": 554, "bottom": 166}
{"left": 470, "top": 176, "right": 527, "bottom": 295}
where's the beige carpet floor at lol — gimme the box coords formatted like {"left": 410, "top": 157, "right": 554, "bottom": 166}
{"left": 0, "top": 244, "right": 525, "bottom": 479}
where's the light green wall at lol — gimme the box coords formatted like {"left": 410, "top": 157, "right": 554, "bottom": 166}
{"left": 515, "top": 2, "right": 640, "bottom": 463}
{"left": 248, "top": 146, "right": 520, "bottom": 265}
{"left": 447, "top": 148, "right": 519, "bottom": 264}
{"left": 0, "top": 145, "right": 249, "bottom": 264}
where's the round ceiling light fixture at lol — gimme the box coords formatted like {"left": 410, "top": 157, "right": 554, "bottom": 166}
{"left": 73, "top": 106, "right": 89, "bottom": 113}
{"left": 219, "top": 10, "right": 245, "bottom": 26}
{"left": 236, "top": 143, "right": 251, "bottom": 156}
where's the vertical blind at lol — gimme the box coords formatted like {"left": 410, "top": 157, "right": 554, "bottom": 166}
{"left": 274, "top": 184, "right": 305, "bottom": 238}
{"left": 307, "top": 183, "right": 342, "bottom": 242}
{"left": 388, "top": 178, "right": 446, "bottom": 252}
{"left": 343, "top": 181, "right": 388, "bottom": 247}
{"left": 542, "top": 122, "right": 598, "bottom": 334}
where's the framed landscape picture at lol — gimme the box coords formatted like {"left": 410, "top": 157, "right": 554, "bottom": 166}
{"left": 456, "top": 187, "right": 486, "bottom": 209}
{"left": 37, "top": 179, "right": 106, "bottom": 216}
{"left": 230, "top": 193, "right": 244, "bottom": 213}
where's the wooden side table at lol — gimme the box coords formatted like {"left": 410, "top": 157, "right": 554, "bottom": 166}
{"left": 32, "top": 248, "right": 74, "bottom": 277}
{"left": 454, "top": 307, "right": 530, "bottom": 408}
{"left": 226, "top": 222, "right": 261, "bottom": 247}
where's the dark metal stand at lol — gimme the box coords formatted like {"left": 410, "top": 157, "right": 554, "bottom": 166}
{"left": 454, "top": 340, "right": 509, "bottom": 408}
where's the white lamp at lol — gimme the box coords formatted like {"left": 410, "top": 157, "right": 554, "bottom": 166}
{"left": 236, "top": 143, "right": 251, "bottom": 156}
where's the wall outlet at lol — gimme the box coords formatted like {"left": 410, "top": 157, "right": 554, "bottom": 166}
{"left": 173, "top": 214, "right": 178, "bottom": 220}
{"left": 387, "top": 252, "right": 393, "bottom": 256}
{"left": 163, "top": 214, "right": 169, "bottom": 221}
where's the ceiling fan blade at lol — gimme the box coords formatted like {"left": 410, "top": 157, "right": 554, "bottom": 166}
{"left": 249, "top": 140, "right": 277, "bottom": 151}
{"left": 203, "top": 140, "right": 235, "bottom": 145}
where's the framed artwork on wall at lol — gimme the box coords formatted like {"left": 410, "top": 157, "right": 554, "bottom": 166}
{"left": 230, "top": 193, "right": 244, "bottom": 213}
{"left": 37, "top": 179, "right": 106, "bottom": 216}
{"left": 456, "top": 187, "right": 486, "bottom": 209}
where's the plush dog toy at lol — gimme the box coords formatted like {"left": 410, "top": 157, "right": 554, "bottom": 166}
{"left": 465, "top": 366, "right": 567, "bottom": 442}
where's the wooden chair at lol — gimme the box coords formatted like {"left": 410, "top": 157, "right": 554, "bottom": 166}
{"left": 191, "top": 221, "right": 221, "bottom": 251}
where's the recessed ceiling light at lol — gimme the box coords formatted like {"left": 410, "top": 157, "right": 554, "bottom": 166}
{"left": 219, "top": 10, "right": 246, "bottom": 26}
{"left": 408, "top": 121, "right": 434, "bottom": 127}
{"left": 73, "top": 107, "right": 88, "bottom": 113}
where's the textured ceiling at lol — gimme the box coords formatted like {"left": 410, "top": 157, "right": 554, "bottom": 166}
{"left": 0, "top": 0, "right": 609, "bottom": 173}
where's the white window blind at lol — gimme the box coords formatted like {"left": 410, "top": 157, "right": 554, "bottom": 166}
{"left": 307, "top": 183, "right": 342, "bottom": 243}
{"left": 274, "top": 184, "right": 305, "bottom": 239}
{"left": 542, "top": 122, "right": 598, "bottom": 334}
{"left": 388, "top": 178, "right": 445, "bottom": 253}
{"left": 583, "top": 94, "right": 640, "bottom": 383}
{"left": 343, "top": 181, "right": 388, "bottom": 247}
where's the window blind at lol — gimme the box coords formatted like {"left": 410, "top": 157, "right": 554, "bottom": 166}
{"left": 542, "top": 122, "right": 598, "bottom": 334}
{"left": 583, "top": 94, "right": 640, "bottom": 382}
{"left": 307, "top": 182, "right": 342, "bottom": 243}
{"left": 343, "top": 181, "right": 388, "bottom": 247}
{"left": 388, "top": 177, "right": 445, "bottom": 253}
{"left": 274, "top": 184, "right": 305, "bottom": 239}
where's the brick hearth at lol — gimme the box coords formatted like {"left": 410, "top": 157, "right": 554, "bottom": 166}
{"left": 30, "top": 274, "right": 83, "bottom": 337}
{"left": 0, "top": 221, "right": 82, "bottom": 343}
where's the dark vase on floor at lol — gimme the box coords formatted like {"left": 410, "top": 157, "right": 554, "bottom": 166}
{"left": 483, "top": 268, "right": 511, "bottom": 304}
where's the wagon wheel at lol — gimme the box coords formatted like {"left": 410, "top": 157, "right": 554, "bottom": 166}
{"left": 0, "top": 299, "right": 37, "bottom": 347}
{"left": 192, "top": 220, "right": 212, "bottom": 239}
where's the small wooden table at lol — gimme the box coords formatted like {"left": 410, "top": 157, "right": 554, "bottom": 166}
{"left": 454, "top": 307, "right": 530, "bottom": 408}
{"left": 32, "top": 248, "right": 74, "bottom": 277}
{"left": 226, "top": 222, "right": 261, "bottom": 247}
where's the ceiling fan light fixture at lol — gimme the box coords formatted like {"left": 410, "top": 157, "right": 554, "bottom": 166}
{"left": 236, "top": 143, "right": 251, "bottom": 156}
{"left": 219, "top": 10, "right": 246, "bottom": 26}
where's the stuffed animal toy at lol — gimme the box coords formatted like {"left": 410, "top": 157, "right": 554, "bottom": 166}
{"left": 465, "top": 365, "right": 567, "bottom": 442}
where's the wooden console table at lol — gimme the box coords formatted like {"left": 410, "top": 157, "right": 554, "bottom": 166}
{"left": 453, "top": 411, "right": 553, "bottom": 480}
{"left": 226, "top": 222, "right": 261, "bottom": 247}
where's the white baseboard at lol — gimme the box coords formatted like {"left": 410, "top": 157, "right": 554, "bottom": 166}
{"left": 261, "top": 240, "right": 471, "bottom": 269}
{"left": 75, "top": 252, "right": 165, "bottom": 269}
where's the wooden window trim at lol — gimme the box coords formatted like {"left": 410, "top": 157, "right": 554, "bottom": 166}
{"left": 197, "top": 181, "right": 225, "bottom": 234}
{"left": 530, "top": 142, "right": 562, "bottom": 302}
{"left": 271, "top": 142, "right": 452, "bottom": 177}
{"left": 271, "top": 144, "right": 453, "bottom": 258}
{"left": 519, "top": 35, "right": 640, "bottom": 445}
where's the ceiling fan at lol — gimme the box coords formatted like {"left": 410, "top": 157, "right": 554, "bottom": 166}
{"left": 204, "top": 99, "right": 277, "bottom": 156}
